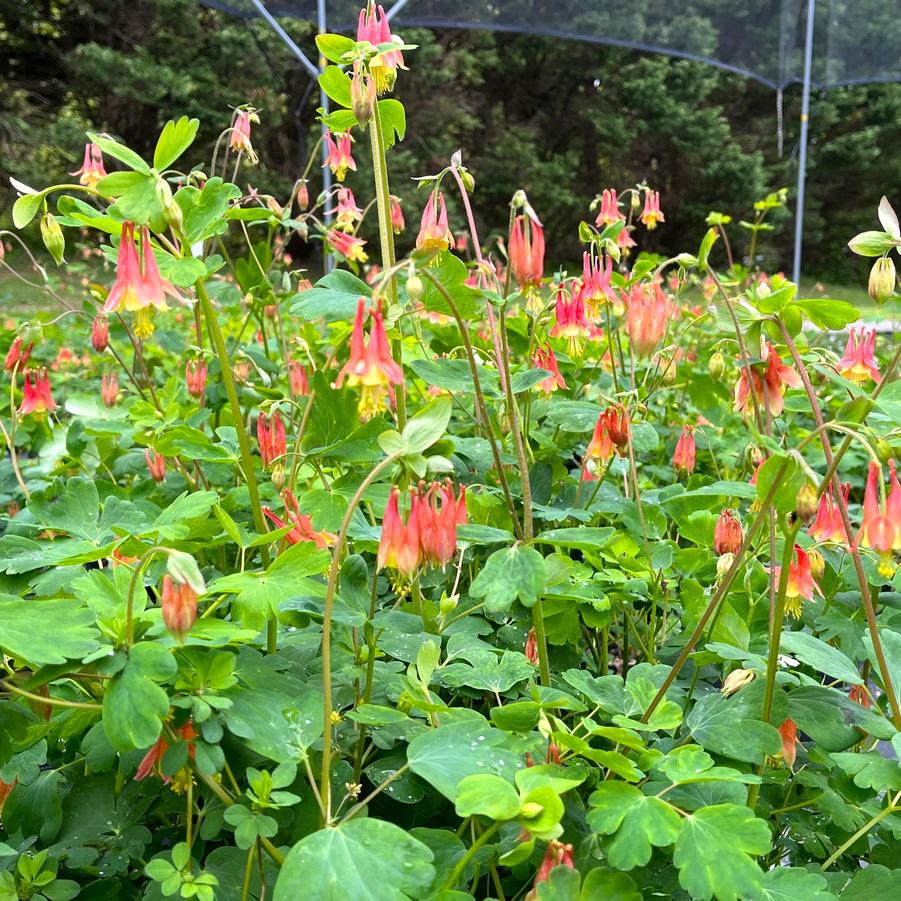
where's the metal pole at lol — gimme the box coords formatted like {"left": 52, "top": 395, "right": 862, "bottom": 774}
{"left": 792, "top": 0, "right": 816, "bottom": 286}
{"left": 385, "top": 0, "right": 411, "bottom": 20}
{"left": 247, "top": 0, "right": 320, "bottom": 78}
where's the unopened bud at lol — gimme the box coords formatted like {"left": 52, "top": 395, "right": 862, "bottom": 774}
{"left": 439, "top": 594, "right": 458, "bottom": 617}
{"left": 716, "top": 552, "right": 735, "bottom": 581}
{"left": 796, "top": 483, "right": 818, "bottom": 521}
{"left": 721, "top": 668, "right": 755, "bottom": 697}
{"left": 874, "top": 437, "right": 893, "bottom": 464}
{"left": 757, "top": 281, "right": 771, "bottom": 298}
{"left": 163, "top": 192, "right": 184, "bottom": 233}
{"left": 749, "top": 446, "right": 765, "bottom": 467}
{"left": 808, "top": 548, "right": 825, "bottom": 581}
{"left": 351, "top": 69, "right": 375, "bottom": 127}
{"left": 708, "top": 351, "right": 726, "bottom": 379}
{"left": 460, "top": 169, "right": 475, "bottom": 192}
{"left": 296, "top": 180, "right": 310, "bottom": 211}
{"left": 271, "top": 462, "right": 286, "bottom": 491}
{"left": 869, "top": 256, "right": 896, "bottom": 306}
{"left": 406, "top": 274, "right": 424, "bottom": 303}
{"left": 40, "top": 213, "right": 65, "bottom": 265}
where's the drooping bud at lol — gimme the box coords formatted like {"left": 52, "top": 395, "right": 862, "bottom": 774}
{"left": 868, "top": 256, "right": 896, "bottom": 306}
{"left": 778, "top": 718, "right": 799, "bottom": 769}
{"left": 406, "top": 272, "right": 424, "bottom": 303}
{"left": 708, "top": 351, "right": 726, "bottom": 379}
{"left": 721, "top": 668, "right": 755, "bottom": 696}
{"left": 40, "top": 213, "right": 65, "bottom": 265}
{"left": 796, "top": 483, "right": 818, "bottom": 521}
{"left": 185, "top": 359, "right": 207, "bottom": 400}
{"left": 525, "top": 628, "right": 538, "bottom": 665}
{"left": 716, "top": 552, "right": 735, "bottom": 581}
{"left": 714, "top": 509, "right": 743, "bottom": 556}
{"left": 296, "top": 180, "right": 310, "bottom": 211}
{"left": 271, "top": 461, "right": 286, "bottom": 491}
{"left": 101, "top": 372, "right": 119, "bottom": 407}
{"left": 351, "top": 66, "right": 376, "bottom": 126}
{"left": 91, "top": 315, "right": 109, "bottom": 353}
{"left": 161, "top": 574, "right": 198, "bottom": 642}
{"left": 145, "top": 449, "right": 166, "bottom": 482}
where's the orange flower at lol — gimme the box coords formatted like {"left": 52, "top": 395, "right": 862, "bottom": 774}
{"left": 714, "top": 509, "right": 743, "bottom": 556}
{"left": 532, "top": 345, "right": 566, "bottom": 395}
{"left": 161, "top": 574, "right": 198, "bottom": 642}
{"left": 625, "top": 283, "right": 671, "bottom": 357}
{"left": 777, "top": 545, "right": 822, "bottom": 618}
{"left": 733, "top": 342, "right": 801, "bottom": 418}
{"left": 672, "top": 425, "right": 696, "bottom": 476}
{"left": 378, "top": 487, "right": 421, "bottom": 578}
{"left": 778, "top": 718, "right": 800, "bottom": 769}
{"left": 856, "top": 461, "right": 901, "bottom": 578}
{"left": 263, "top": 490, "right": 335, "bottom": 549}
{"left": 808, "top": 482, "right": 850, "bottom": 546}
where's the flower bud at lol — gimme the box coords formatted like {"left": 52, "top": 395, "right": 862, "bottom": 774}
{"left": 716, "top": 552, "right": 735, "bottom": 581}
{"left": 91, "top": 315, "right": 109, "bottom": 353}
{"left": 460, "top": 169, "right": 475, "bottom": 192}
{"left": 297, "top": 180, "right": 310, "bottom": 211}
{"left": 351, "top": 68, "right": 375, "bottom": 127}
{"left": 271, "top": 461, "right": 286, "bottom": 491}
{"left": 406, "top": 274, "right": 424, "bottom": 303}
{"left": 161, "top": 574, "right": 198, "bottom": 642}
{"left": 721, "top": 668, "right": 755, "bottom": 696}
{"left": 439, "top": 594, "right": 458, "bottom": 617}
{"left": 749, "top": 446, "right": 765, "bottom": 467}
{"left": 807, "top": 548, "right": 825, "bottom": 581}
{"left": 796, "top": 483, "right": 818, "bottom": 521}
{"left": 40, "top": 213, "right": 65, "bottom": 265}
{"left": 708, "top": 351, "right": 725, "bottom": 379}
{"left": 869, "top": 256, "right": 896, "bottom": 306}
{"left": 757, "top": 281, "right": 771, "bottom": 298}
{"left": 874, "top": 437, "right": 894, "bottom": 464}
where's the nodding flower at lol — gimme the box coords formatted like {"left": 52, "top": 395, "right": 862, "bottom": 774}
{"left": 837, "top": 327, "right": 880, "bottom": 384}
{"left": 333, "top": 187, "right": 363, "bottom": 231}
{"left": 135, "top": 722, "right": 197, "bottom": 783}
{"left": 5, "top": 336, "right": 32, "bottom": 372}
{"left": 288, "top": 359, "right": 310, "bottom": 397}
{"left": 778, "top": 718, "right": 800, "bottom": 769}
{"left": 70, "top": 142, "right": 107, "bottom": 188}
{"left": 327, "top": 228, "right": 368, "bottom": 264}
{"left": 582, "top": 411, "right": 615, "bottom": 481}
{"left": 595, "top": 188, "right": 623, "bottom": 227}
{"left": 263, "top": 490, "right": 336, "bottom": 549}
{"left": 257, "top": 410, "right": 287, "bottom": 468}
{"left": 508, "top": 213, "right": 545, "bottom": 291}
{"left": 101, "top": 372, "right": 119, "bottom": 408}
{"left": 185, "top": 359, "right": 207, "bottom": 400}
{"left": 733, "top": 342, "right": 801, "bottom": 418}
{"left": 777, "top": 545, "right": 822, "bottom": 618}
{"left": 416, "top": 191, "right": 452, "bottom": 253}
{"left": 103, "top": 223, "right": 185, "bottom": 339}
{"left": 640, "top": 189, "right": 665, "bottom": 229}
{"left": 145, "top": 449, "right": 166, "bottom": 483}
{"left": 229, "top": 109, "right": 257, "bottom": 163}
{"left": 714, "top": 509, "right": 743, "bottom": 556}
{"left": 625, "top": 283, "right": 671, "bottom": 357}
{"left": 324, "top": 131, "right": 357, "bottom": 183}
{"left": 672, "top": 425, "right": 696, "bottom": 476}
{"left": 91, "top": 315, "right": 109, "bottom": 353}
{"left": 808, "top": 482, "right": 850, "bottom": 546}
{"left": 336, "top": 298, "right": 403, "bottom": 419}
{"left": 550, "top": 284, "right": 591, "bottom": 355}
{"left": 579, "top": 252, "right": 616, "bottom": 318}
{"left": 390, "top": 195, "right": 405, "bottom": 233}
{"left": 532, "top": 345, "right": 566, "bottom": 395}
{"left": 856, "top": 461, "right": 901, "bottom": 578}
{"left": 356, "top": 2, "right": 405, "bottom": 93}
{"left": 527, "top": 841, "right": 575, "bottom": 900}
{"left": 378, "top": 487, "right": 421, "bottom": 578}
{"left": 19, "top": 369, "right": 56, "bottom": 416}
{"left": 161, "top": 574, "right": 198, "bottom": 642}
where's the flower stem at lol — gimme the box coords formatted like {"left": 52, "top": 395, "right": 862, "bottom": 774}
{"left": 440, "top": 821, "right": 502, "bottom": 892}
{"left": 195, "top": 279, "right": 274, "bottom": 652}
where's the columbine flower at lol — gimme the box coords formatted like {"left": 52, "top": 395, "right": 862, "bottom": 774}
{"left": 714, "top": 509, "right": 743, "bottom": 556}
{"left": 135, "top": 722, "right": 197, "bottom": 783}
{"left": 617, "top": 225, "right": 637, "bottom": 256}
{"left": 733, "top": 342, "right": 801, "bottom": 418}
{"left": 808, "top": 482, "right": 850, "bottom": 546}
{"left": 640, "top": 189, "right": 665, "bottom": 229}
{"left": 378, "top": 487, "right": 421, "bottom": 578}
{"left": 333, "top": 187, "right": 363, "bottom": 231}
{"left": 579, "top": 252, "right": 616, "bottom": 318}
{"left": 672, "top": 425, "right": 696, "bottom": 476}
{"left": 525, "top": 628, "right": 538, "bottom": 664}
{"left": 778, "top": 545, "right": 822, "bottom": 618}
{"left": 103, "top": 223, "right": 185, "bottom": 339}
{"left": 288, "top": 359, "right": 309, "bottom": 396}
{"left": 550, "top": 284, "right": 590, "bottom": 354}
{"left": 778, "top": 718, "right": 800, "bottom": 769}
{"left": 91, "top": 315, "right": 109, "bottom": 353}
{"left": 837, "top": 327, "right": 880, "bottom": 384}
{"left": 161, "top": 574, "right": 198, "bottom": 642}
{"left": 625, "top": 283, "right": 670, "bottom": 357}
{"left": 849, "top": 685, "right": 871, "bottom": 708}
{"left": 856, "top": 461, "right": 901, "bottom": 578}
{"left": 604, "top": 404, "right": 630, "bottom": 452}
{"left": 101, "top": 372, "right": 119, "bottom": 408}
{"left": 389, "top": 195, "right": 405, "bottom": 233}
{"left": 582, "top": 411, "right": 615, "bottom": 480}
{"left": 145, "top": 449, "right": 166, "bottom": 482}
{"left": 416, "top": 192, "right": 452, "bottom": 252}
{"left": 527, "top": 841, "right": 575, "bottom": 901}
{"left": 70, "top": 143, "right": 107, "bottom": 188}
{"left": 337, "top": 298, "right": 403, "bottom": 419}
{"left": 327, "top": 228, "right": 368, "bottom": 264}
{"left": 509, "top": 213, "right": 545, "bottom": 291}
{"left": 19, "top": 369, "right": 56, "bottom": 416}
{"left": 532, "top": 345, "right": 566, "bottom": 394}
{"left": 263, "top": 490, "right": 335, "bottom": 549}
{"left": 417, "top": 480, "right": 467, "bottom": 568}
{"left": 324, "top": 132, "right": 356, "bottom": 183}
{"left": 257, "top": 410, "right": 287, "bottom": 468}
{"left": 185, "top": 359, "right": 207, "bottom": 400}
{"left": 595, "top": 188, "right": 623, "bottom": 226}
{"left": 5, "top": 337, "right": 32, "bottom": 372}
{"left": 356, "top": 2, "right": 405, "bottom": 93}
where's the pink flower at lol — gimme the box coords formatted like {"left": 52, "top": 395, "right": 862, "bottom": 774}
{"left": 856, "top": 461, "right": 901, "bottom": 578}
{"left": 263, "top": 490, "right": 335, "bottom": 549}
{"left": 230, "top": 110, "right": 254, "bottom": 155}
{"left": 333, "top": 187, "right": 363, "bottom": 231}
{"left": 532, "top": 345, "right": 566, "bottom": 394}
{"left": 837, "top": 327, "right": 880, "bottom": 384}
{"left": 808, "top": 482, "right": 850, "bottom": 546}
{"left": 185, "top": 359, "right": 207, "bottom": 400}
{"left": 625, "top": 283, "right": 671, "bottom": 357}
{"left": 70, "top": 143, "right": 107, "bottom": 188}
{"left": 378, "top": 488, "right": 421, "bottom": 577}
{"left": 640, "top": 189, "right": 665, "bottom": 229}
{"left": 509, "top": 213, "right": 545, "bottom": 291}
{"left": 579, "top": 252, "right": 616, "bottom": 318}
{"left": 356, "top": 3, "right": 404, "bottom": 93}
{"left": 324, "top": 132, "right": 356, "bottom": 182}
{"left": 595, "top": 188, "right": 623, "bottom": 227}
{"left": 101, "top": 372, "right": 119, "bottom": 408}
{"left": 550, "top": 284, "right": 590, "bottom": 354}
{"left": 91, "top": 316, "right": 109, "bottom": 353}
{"left": 390, "top": 195, "right": 405, "bottom": 233}
{"left": 145, "top": 449, "right": 166, "bottom": 482}
{"left": 417, "top": 480, "right": 466, "bottom": 568}
{"left": 733, "top": 342, "right": 802, "bottom": 418}
{"left": 288, "top": 359, "right": 309, "bottom": 396}
{"left": 327, "top": 228, "right": 368, "bottom": 263}
{"left": 672, "top": 426, "right": 696, "bottom": 476}
{"left": 416, "top": 192, "right": 452, "bottom": 252}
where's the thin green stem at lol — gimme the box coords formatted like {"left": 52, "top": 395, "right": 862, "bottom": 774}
{"left": 440, "top": 822, "right": 502, "bottom": 892}
{"left": 819, "top": 789, "right": 901, "bottom": 870}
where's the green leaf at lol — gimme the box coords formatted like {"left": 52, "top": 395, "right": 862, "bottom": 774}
{"left": 454, "top": 774, "right": 521, "bottom": 820}
{"left": 408, "top": 358, "right": 501, "bottom": 399}
{"left": 402, "top": 397, "right": 451, "bottom": 454}
{"left": 1, "top": 770, "right": 64, "bottom": 842}
{"left": 847, "top": 230, "right": 899, "bottom": 256}
{"left": 760, "top": 867, "right": 836, "bottom": 901}
{"left": 697, "top": 227, "right": 719, "bottom": 271}
{"left": 779, "top": 631, "right": 862, "bottom": 685}
{"left": 27, "top": 477, "right": 101, "bottom": 540}
{"left": 318, "top": 66, "right": 352, "bottom": 108}
{"left": 154, "top": 116, "right": 199, "bottom": 170}
{"left": 86, "top": 131, "right": 152, "bottom": 174}
{"left": 587, "top": 782, "right": 682, "bottom": 870}
{"left": 579, "top": 869, "right": 641, "bottom": 901}
{"left": 685, "top": 693, "right": 781, "bottom": 764}
{"left": 274, "top": 818, "right": 435, "bottom": 901}
{"left": 378, "top": 99, "right": 406, "bottom": 148}
{"left": 536, "top": 527, "right": 615, "bottom": 552}
{"left": 177, "top": 177, "right": 242, "bottom": 244}
{"left": 102, "top": 643, "right": 176, "bottom": 752}
{"left": 673, "top": 804, "right": 770, "bottom": 901}
{"left": 0, "top": 597, "right": 100, "bottom": 665}
{"left": 292, "top": 269, "right": 371, "bottom": 322}
{"left": 407, "top": 716, "right": 522, "bottom": 801}
{"left": 830, "top": 751, "right": 901, "bottom": 790}
{"left": 756, "top": 452, "right": 805, "bottom": 514}
{"left": 789, "top": 298, "right": 860, "bottom": 330}
{"left": 469, "top": 546, "right": 546, "bottom": 613}
{"left": 315, "top": 33, "right": 356, "bottom": 64}
{"left": 12, "top": 191, "right": 44, "bottom": 229}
